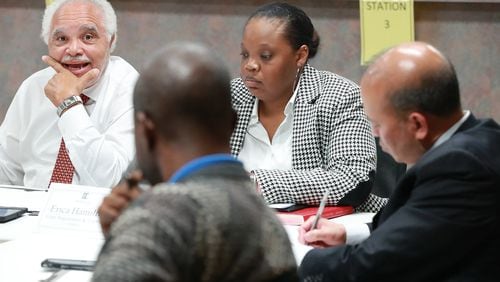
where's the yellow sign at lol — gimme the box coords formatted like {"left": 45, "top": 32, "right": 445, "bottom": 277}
{"left": 45, "top": 0, "right": 54, "bottom": 6}
{"left": 360, "top": 0, "right": 414, "bottom": 65}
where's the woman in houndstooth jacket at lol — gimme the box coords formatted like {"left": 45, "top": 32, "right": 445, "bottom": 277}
{"left": 230, "top": 3, "right": 386, "bottom": 212}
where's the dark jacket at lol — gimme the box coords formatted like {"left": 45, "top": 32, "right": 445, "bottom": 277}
{"left": 299, "top": 115, "right": 500, "bottom": 282}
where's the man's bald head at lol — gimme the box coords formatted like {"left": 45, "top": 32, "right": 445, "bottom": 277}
{"left": 362, "top": 42, "right": 461, "bottom": 118}
{"left": 134, "top": 42, "right": 234, "bottom": 144}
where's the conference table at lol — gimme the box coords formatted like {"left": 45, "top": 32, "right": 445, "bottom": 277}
{"left": 0, "top": 185, "right": 374, "bottom": 281}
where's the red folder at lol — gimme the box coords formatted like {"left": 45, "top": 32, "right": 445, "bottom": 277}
{"left": 276, "top": 206, "right": 354, "bottom": 225}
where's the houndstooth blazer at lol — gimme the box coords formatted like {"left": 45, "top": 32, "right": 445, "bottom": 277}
{"left": 230, "top": 64, "right": 386, "bottom": 211}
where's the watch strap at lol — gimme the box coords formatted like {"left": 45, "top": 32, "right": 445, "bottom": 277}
{"left": 57, "top": 95, "right": 83, "bottom": 117}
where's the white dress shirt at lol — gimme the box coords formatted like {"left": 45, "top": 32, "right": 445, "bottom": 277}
{"left": 238, "top": 87, "right": 298, "bottom": 172}
{"left": 345, "top": 110, "right": 471, "bottom": 244}
{"left": 0, "top": 56, "right": 138, "bottom": 189}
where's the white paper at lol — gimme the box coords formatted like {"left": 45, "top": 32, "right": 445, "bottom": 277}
{"left": 0, "top": 184, "right": 47, "bottom": 191}
{"left": 0, "top": 189, "right": 49, "bottom": 212}
{"left": 268, "top": 203, "right": 295, "bottom": 209}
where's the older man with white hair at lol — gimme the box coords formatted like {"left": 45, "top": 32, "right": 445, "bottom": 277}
{"left": 0, "top": 0, "right": 138, "bottom": 188}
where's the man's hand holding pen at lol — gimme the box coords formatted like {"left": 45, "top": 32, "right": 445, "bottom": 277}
{"left": 298, "top": 216, "right": 347, "bottom": 248}
{"left": 298, "top": 188, "right": 347, "bottom": 248}
{"left": 98, "top": 170, "right": 144, "bottom": 237}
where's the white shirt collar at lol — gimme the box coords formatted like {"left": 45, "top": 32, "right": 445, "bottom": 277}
{"left": 239, "top": 79, "right": 300, "bottom": 172}
{"left": 431, "top": 110, "right": 470, "bottom": 150}
{"left": 249, "top": 79, "right": 299, "bottom": 124}
{"left": 284, "top": 82, "right": 299, "bottom": 116}
{"left": 81, "top": 61, "right": 111, "bottom": 102}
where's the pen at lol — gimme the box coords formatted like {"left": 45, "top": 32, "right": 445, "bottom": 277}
{"left": 123, "top": 171, "right": 151, "bottom": 192}
{"left": 124, "top": 174, "right": 139, "bottom": 190}
{"left": 120, "top": 159, "right": 151, "bottom": 191}
{"left": 311, "top": 189, "right": 330, "bottom": 230}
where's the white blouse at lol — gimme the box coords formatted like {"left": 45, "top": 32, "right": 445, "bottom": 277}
{"left": 238, "top": 85, "right": 299, "bottom": 172}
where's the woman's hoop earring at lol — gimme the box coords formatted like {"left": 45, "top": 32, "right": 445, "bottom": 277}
{"left": 293, "top": 67, "right": 302, "bottom": 92}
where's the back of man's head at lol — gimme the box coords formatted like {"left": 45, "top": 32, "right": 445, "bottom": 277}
{"left": 134, "top": 41, "right": 234, "bottom": 153}
{"left": 361, "top": 42, "right": 465, "bottom": 164}
{"left": 365, "top": 42, "right": 462, "bottom": 118}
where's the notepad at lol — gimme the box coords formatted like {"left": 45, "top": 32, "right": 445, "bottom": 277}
{"left": 276, "top": 206, "right": 354, "bottom": 225}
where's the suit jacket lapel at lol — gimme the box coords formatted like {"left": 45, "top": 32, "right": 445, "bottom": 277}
{"left": 455, "top": 113, "right": 478, "bottom": 133}
{"left": 292, "top": 64, "right": 322, "bottom": 170}
{"left": 230, "top": 80, "right": 254, "bottom": 156}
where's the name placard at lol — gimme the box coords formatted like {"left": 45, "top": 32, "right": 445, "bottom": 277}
{"left": 360, "top": 0, "right": 414, "bottom": 65}
{"left": 37, "top": 184, "right": 111, "bottom": 237}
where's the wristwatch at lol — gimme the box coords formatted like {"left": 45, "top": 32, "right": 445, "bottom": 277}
{"left": 57, "top": 95, "right": 83, "bottom": 117}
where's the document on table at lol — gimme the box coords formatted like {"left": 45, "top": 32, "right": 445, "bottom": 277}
{"left": 0, "top": 188, "right": 48, "bottom": 212}
{"left": 0, "top": 184, "right": 47, "bottom": 191}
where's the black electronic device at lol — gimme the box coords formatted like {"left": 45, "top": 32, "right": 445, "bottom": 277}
{"left": 0, "top": 206, "right": 28, "bottom": 223}
{"left": 273, "top": 204, "right": 309, "bottom": 212}
{"left": 41, "top": 258, "right": 96, "bottom": 271}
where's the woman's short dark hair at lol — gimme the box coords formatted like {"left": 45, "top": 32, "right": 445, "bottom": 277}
{"left": 247, "top": 2, "right": 320, "bottom": 59}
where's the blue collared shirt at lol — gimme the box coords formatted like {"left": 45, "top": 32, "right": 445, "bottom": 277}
{"left": 168, "top": 154, "right": 242, "bottom": 184}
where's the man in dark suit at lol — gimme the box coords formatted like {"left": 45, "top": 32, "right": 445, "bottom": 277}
{"left": 298, "top": 42, "right": 500, "bottom": 281}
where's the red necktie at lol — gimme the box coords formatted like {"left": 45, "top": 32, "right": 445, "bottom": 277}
{"left": 48, "top": 94, "right": 90, "bottom": 187}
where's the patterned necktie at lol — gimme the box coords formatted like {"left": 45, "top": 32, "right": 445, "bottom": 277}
{"left": 48, "top": 94, "right": 90, "bottom": 187}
